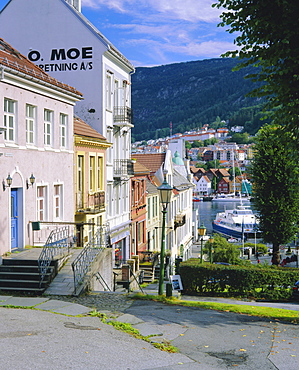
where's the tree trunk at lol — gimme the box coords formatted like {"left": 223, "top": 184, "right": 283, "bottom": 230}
{"left": 272, "top": 243, "right": 280, "bottom": 265}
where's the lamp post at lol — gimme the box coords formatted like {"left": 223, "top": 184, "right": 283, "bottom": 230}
{"left": 198, "top": 223, "right": 206, "bottom": 264}
{"left": 157, "top": 171, "right": 173, "bottom": 296}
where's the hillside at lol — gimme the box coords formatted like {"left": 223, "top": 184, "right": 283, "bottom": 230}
{"left": 131, "top": 58, "right": 266, "bottom": 142}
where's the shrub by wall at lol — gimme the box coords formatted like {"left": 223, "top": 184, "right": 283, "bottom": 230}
{"left": 180, "top": 259, "right": 298, "bottom": 301}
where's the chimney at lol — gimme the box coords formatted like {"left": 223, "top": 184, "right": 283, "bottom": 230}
{"left": 65, "top": 0, "right": 81, "bottom": 12}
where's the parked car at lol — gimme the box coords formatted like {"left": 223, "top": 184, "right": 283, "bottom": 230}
{"left": 292, "top": 280, "right": 299, "bottom": 300}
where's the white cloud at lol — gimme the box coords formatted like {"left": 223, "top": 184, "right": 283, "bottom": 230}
{"left": 82, "top": 0, "right": 221, "bottom": 22}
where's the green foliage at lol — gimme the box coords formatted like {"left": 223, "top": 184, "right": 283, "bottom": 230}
{"left": 227, "top": 132, "right": 250, "bottom": 144}
{"left": 204, "top": 234, "right": 240, "bottom": 264}
{"left": 191, "top": 140, "right": 203, "bottom": 148}
{"left": 250, "top": 124, "right": 299, "bottom": 264}
{"left": 244, "top": 242, "right": 268, "bottom": 254}
{"left": 214, "top": 0, "right": 299, "bottom": 132}
{"left": 180, "top": 260, "right": 298, "bottom": 300}
{"left": 132, "top": 59, "right": 264, "bottom": 141}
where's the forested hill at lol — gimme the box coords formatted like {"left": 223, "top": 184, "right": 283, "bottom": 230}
{"left": 131, "top": 58, "right": 266, "bottom": 142}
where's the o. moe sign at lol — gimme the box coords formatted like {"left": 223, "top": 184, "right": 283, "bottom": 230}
{"left": 28, "top": 46, "right": 93, "bottom": 72}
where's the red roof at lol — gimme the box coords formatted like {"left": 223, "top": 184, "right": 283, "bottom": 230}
{"left": 133, "top": 153, "right": 165, "bottom": 175}
{"left": 74, "top": 116, "right": 106, "bottom": 140}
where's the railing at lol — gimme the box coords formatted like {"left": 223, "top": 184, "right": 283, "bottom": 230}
{"left": 114, "top": 159, "right": 134, "bottom": 178}
{"left": 113, "top": 106, "right": 133, "bottom": 125}
{"left": 38, "top": 226, "right": 71, "bottom": 287}
{"left": 72, "top": 223, "right": 110, "bottom": 295}
{"left": 76, "top": 191, "right": 105, "bottom": 212}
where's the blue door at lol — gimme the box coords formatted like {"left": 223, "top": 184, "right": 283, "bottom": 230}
{"left": 11, "top": 189, "right": 18, "bottom": 249}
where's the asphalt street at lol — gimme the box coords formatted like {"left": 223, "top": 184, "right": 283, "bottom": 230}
{"left": 1, "top": 295, "right": 299, "bottom": 369}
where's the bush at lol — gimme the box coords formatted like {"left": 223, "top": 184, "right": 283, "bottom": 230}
{"left": 180, "top": 259, "right": 298, "bottom": 301}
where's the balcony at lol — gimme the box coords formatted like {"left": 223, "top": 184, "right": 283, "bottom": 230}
{"left": 114, "top": 159, "right": 134, "bottom": 179}
{"left": 174, "top": 214, "right": 186, "bottom": 229}
{"left": 113, "top": 106, "right": 133, "bottom": 126}
{"left": 76, "top": 191, "right": 105, "bottom": 213}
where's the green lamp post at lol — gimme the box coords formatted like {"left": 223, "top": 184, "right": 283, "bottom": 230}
{"left": 157, "top": 171, "right": 173, "bottom": 296}
{"left": 198, "top": 223, "right": 206, "bottom": 264}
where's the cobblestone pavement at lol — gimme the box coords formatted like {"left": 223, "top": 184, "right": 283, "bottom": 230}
{"left": 45, "top": 292, "right": 135, "bottom": 315}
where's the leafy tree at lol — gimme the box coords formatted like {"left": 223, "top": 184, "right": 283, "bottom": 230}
{"left": 192, "top": 140, "right": 203, "bottom": 148}
{"left": 228, "top": 167, "right": 242, "bottom": 180}
{"left": 206, "top": 160, "right": 222, "bottom": 169}
{"left": 250, "top": 125, "right": 299, "bottom": 265}
{"left": 214, "top": 0, "right": 299, "bottom": 132}
{"left": 204, "top": 234, "right": 240, "bottom": 264}
{"left": 185, "top": 141, "right": 192, "bottom": 150}
{"left": 227, "top": 133, "right": 250, "bottom": 144}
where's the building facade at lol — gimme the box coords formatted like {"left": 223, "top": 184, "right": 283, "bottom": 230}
{"left": 0, "top": 38, "right": 82, "bottom": 255}
{"left": 0, "top": 0, "right": 135, "bottom": 263}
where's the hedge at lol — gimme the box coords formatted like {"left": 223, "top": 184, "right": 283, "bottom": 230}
{"left": 179, "top": 259, "right": 299, "bottom": 301}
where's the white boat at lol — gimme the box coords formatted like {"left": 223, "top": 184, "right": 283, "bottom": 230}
{"left": 212, "top": 193, "right": 250, "bottom": 202}
{"left": 212, "top": 205, "right": 260, "bottom": 240}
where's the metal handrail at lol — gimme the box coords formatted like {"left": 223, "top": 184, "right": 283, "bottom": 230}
{"left": 38, "top": 226, "right": 71, "bottom": 287}
{"left": 72, "top": 223, "right": 110, "bottom": 295}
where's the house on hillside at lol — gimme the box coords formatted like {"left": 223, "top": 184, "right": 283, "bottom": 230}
{"left": 0, "top": 38, "right": 82, "bottom": 255}
{"left": 218, "top": 177, "right": 230, "bottom": 194}
{"left": 0, "top": 0, "right": 135, "bottom": 264}
{"left": 193, "top": 176, "right": 212, "bottom": 196}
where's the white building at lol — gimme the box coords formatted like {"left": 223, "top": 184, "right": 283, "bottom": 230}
{"left": 193, "top": 176, "right": 212, "bottom": 196}
{"left": 0, "top": 0, "right": 135, "bottom": 263}
{"left": 0, "top": 38, "right": 82, "bottom": 255}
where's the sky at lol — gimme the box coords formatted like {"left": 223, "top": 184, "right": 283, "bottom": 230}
{"left": 0, "top": 0, "right": 236, "bottom": 67}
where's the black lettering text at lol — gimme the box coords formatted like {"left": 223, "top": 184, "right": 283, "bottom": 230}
{"left": 82, "top": 47, "right": 92, "bottom": 59}
{"left": 67, "top": 48, "right": 80, "bottom": 59}
{"left": 50, "top": 49, "right": 66, "bottom": 61}
{"left": 28, "top": 50, "right": 41, "bottom": 62}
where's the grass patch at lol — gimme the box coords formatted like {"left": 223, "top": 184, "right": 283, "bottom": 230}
{"left": 88, "top": 309, "right": 178, "bottom": 353}
{"left": 132, "top": 293, "right": 299, "bottom": 324}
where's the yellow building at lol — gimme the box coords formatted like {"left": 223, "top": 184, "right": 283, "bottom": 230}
{"left": 74, "top": 117, "right": 111, "bottom": 246}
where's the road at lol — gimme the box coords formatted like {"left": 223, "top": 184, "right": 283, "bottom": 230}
{"left": 1, "top": 297, "right": 298, "bottom": 369}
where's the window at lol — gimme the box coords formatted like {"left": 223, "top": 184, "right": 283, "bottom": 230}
{"left": 97, "top": 156, "right": 103, "bottom": 190}
{"left": 4, "top": 98, "right": 16, "bottom": 142}
{"left": 78, "top": 155, "right": 84, "bottom": 192}
{"left": 44, "top": 109, "right": 53, "bottom": 146}
{"left": 37, "top": 186, "right": 47, "bottom": 221}
{"left": 138, "top": 221, "right": 144, "bottom": 245}
{"left": 60, "top": 113, "right": 68, "bottom": 148}
{"left": 89, "top": 156, "right": 95, "bottom": 191}
{"left": 54, "top": 185, "right": 63, "bottom": 219}
{"left": 26, "top": 104, "right": 36, "bottom": 144}
{"left": 106, "top": 73, "right": 112, "bottom": 111}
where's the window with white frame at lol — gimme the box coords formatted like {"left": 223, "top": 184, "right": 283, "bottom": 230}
{"left": 37, "top": 186, "right": 47, "bottom": 221}
{"left": 106, "top": 73, "right": 112, "bottom": 111}
{"left": 54, "top": 184, "right": 63, "bottom": 219}
{"left": 26, "top": 104, "right": 36, "bottom": 145}
{"left": 44, "top": 109, "right": 53, "bottom": 146}
{"left": 60, "top": 113, "right": 68, "bottom": 148}
{"left": 78, "top": 155, "right": 84, "bottom": 193}
{"left": 89, "top": 156, "right": 95, "bottom": 192}
{"left": 4, "top": 98, "right": 16, "bottom": 142}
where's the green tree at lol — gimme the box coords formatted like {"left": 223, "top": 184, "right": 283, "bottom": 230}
{"left": 250, "top": 125, "right": 299, "bottom": 265}
{"left": 214, "top": 0, "right": 299, "bottom": 131}
{"left": 205, "top": 234, "right": 240, "bottom": 264}
{"left": 227, "top": 133, "right": 250, "bottom": 144}
{"left": 185, "top": 141, "right": 192, "bottom": 150}
{"left": 192, "top": 140, "right": 203, "bottom": 148}
{"left": 228, "top": 167, "right": 242, "bottom": 180}
{"left": 206, "top": 160, "right": 222, "bottom": 169}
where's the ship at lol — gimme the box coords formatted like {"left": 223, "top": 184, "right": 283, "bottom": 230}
{"left": 212, "top": 205, "right": 260, "bottom": 240}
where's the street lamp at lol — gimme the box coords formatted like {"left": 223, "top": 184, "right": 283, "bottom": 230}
{"left": 198, "top": 223, "right": 206, "bottom": 264}
{"left": 157, "top": 171, "right": 173, "bottom": 296}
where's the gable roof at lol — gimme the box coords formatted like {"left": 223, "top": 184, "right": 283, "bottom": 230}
{"left": 74, "top": 116, "right": 107, "bottom": 140}
{"left": 0, "top": 38, "right": 82, "bottom": 97}
{"left": 133, "top": 153, "right": 165, "bottom": 175}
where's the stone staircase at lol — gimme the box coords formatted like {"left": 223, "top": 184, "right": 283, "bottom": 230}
{"left": 0, "top": 257, "right": 57, "bottom": 295}
{"left": 139, "top": 263, "right": 154, "bottom": 283}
